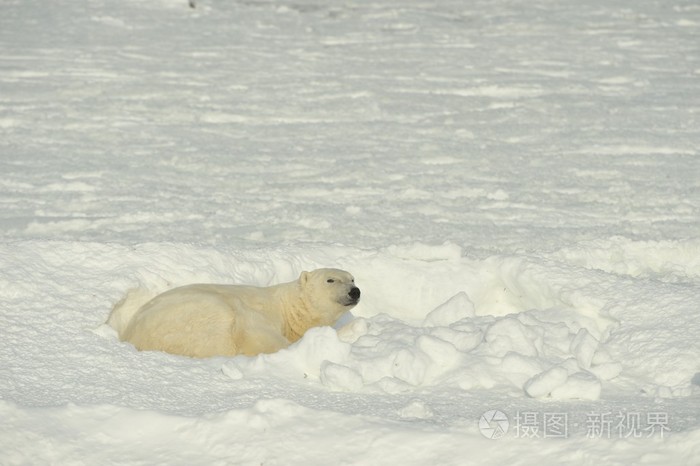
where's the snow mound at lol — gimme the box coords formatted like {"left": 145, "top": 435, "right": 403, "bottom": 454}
{"left": 222, "top": 259, "right": 621, "bottom": 400}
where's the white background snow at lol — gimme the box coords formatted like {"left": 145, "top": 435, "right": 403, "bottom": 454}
{"left": 1, "top": 0, "right": 699, "bottom": 464}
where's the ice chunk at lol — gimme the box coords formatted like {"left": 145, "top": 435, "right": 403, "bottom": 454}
{"left": 423, "top": 291, "right": 476, "bottom": 327}
{"left": 524, "top": 366, "right": 568, "bottom": 398}
{"left": 397, "top": 400, "right": 434, "bottom": 419}
{"left": 289, "top": 326, "right": 352, "bottom": 377}
{"left": 500, "top": 352, "right": 545, "bottom": 386}
{"left": 570, "top": 328, "right": 599, "bottom": 369}
{"left": 91, "top": 323, "right": 119, "bottom": 340}
{"left": 221, "top": 363, "right": 244, "bottom": 380}
{"left": 551, "top": 372, "right": 602, "bottom": 400}
{"left": 589, "top": 362, "right": 622, "bottom": 381}
{"left": 591, "top": 345, "right": 613, "bottom": 365}
{"left": 392, "top": 349, "right": 429, "bottom": 386}
{"left": 333, "top": 311, "right": 356, "bottom": 329}
{"left": 375, "top": 377, "right": 414, "bottom": 394}
{"left": 320, "top": 362, "right": 364, "bottom": 392}
{"left": 484, "top": 317, "right": 543, "bottom": 358}
{"left": 429, "top": 327, "right": 482, "bottom": 352}
{"left": 336, "top": 317, "right": 369, "bottom": 343}
{"left": 416, "top": 335, "right": 460, "bottom": 368}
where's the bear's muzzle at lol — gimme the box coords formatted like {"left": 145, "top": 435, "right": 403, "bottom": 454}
{"left": 345, "top": 286, "right": 361, "bottom": 306}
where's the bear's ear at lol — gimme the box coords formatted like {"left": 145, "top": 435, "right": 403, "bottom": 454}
{"left": 299, "top": 271, "right": 310, "bottom": 286}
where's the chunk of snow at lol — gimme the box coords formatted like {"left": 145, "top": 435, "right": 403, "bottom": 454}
{"left": 550, "top": 372, "right": 602, "bottom": 400}
{"left": 524, "top": 366, "right": 569, "bottom": 398}
{"left": 423, "top": 291, "right": 476, "bottom": 327}
{"left": 570, "top": 328, "right": 599, "bottom": 369}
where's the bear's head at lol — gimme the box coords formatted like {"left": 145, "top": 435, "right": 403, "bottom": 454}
{"left": 299, "top": 268, "right": 360, "bottom": 325}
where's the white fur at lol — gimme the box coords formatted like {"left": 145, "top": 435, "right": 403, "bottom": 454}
{"left": 107, "top": 268, "right": 359, "bottom": 358}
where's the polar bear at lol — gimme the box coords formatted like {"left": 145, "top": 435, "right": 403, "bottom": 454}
{"left": 107, "top": 268, "right": 360, "bottom": 358}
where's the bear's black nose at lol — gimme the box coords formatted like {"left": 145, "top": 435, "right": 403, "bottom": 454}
{"left": 349, "top": 287, "right": 361, "bottom": 300}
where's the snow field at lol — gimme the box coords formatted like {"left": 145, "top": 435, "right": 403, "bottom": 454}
{"left": 2, "top": 239, "right": 700, "bottom": 464}
{"left": 3, "top": 397, "right": 699, "bottom": 466}
{"left": 2, "top": 0, "right": 700, "bottom": 464}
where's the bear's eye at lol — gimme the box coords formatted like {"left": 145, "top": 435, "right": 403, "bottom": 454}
{"left": 326, "top": 279, "right": 335, "bottom": 283}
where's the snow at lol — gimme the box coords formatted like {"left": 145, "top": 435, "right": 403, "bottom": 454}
{"left": 1, "top": 0, "right": 699, "bottom": 464}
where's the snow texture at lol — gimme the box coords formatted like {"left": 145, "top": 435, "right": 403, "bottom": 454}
{"left": 1, "top": 0, "right": 699, "bottom": 464}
